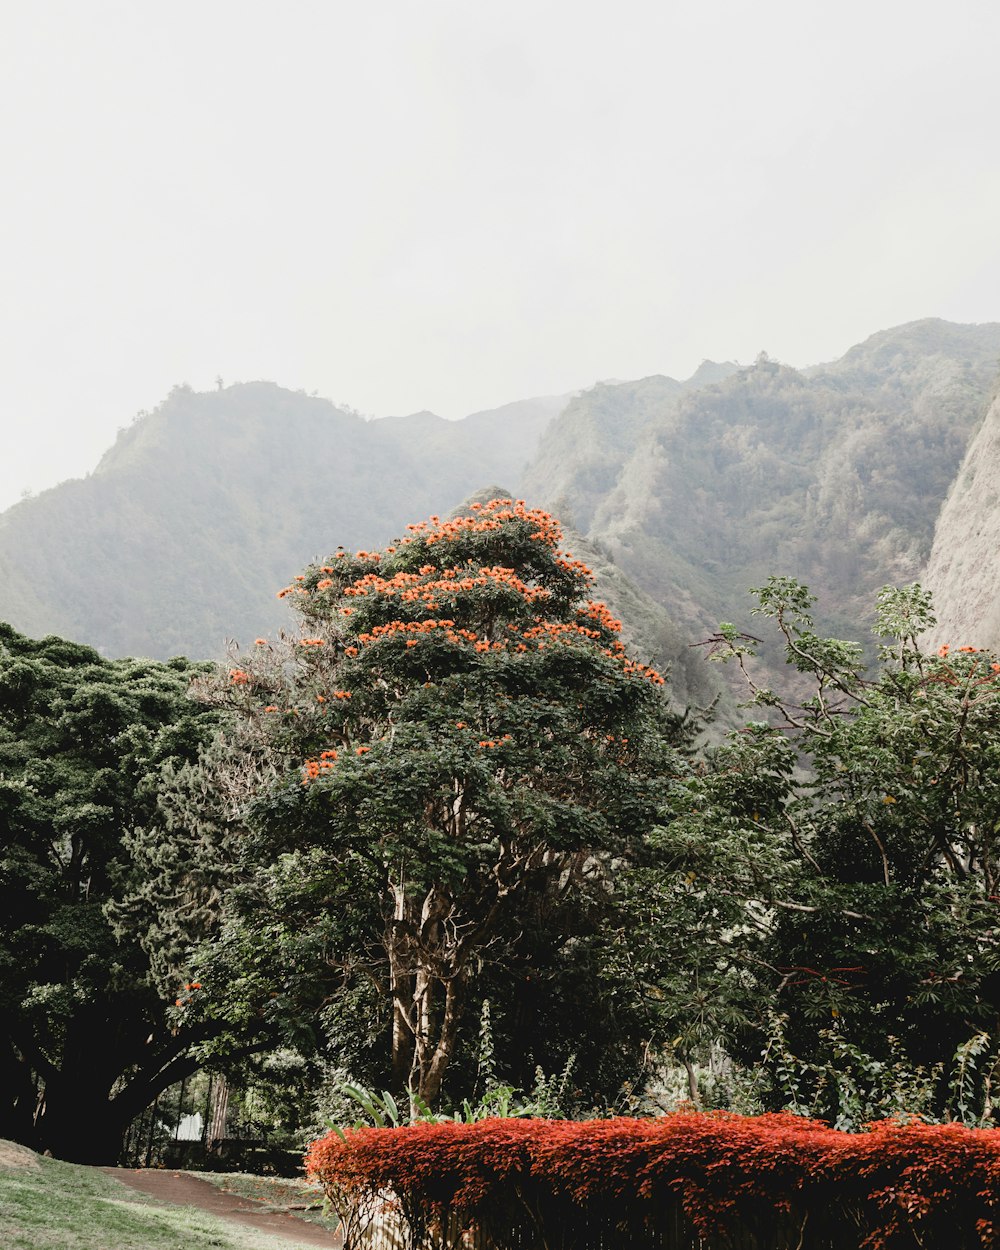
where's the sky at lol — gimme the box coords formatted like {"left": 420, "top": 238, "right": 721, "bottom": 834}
{"left": 2, "top": 0, "right": 1000, "bottom": 511}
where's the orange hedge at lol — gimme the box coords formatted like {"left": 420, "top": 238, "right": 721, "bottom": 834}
{"left": 305, "top": 1112, "right": 1000, "bottom": 1249}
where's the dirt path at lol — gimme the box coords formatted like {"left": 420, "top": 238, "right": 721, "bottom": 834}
{"left": 102, "top": 1168, "right": 344, "bottom": 1247}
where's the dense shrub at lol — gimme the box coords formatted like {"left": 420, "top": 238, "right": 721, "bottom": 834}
{"left": 306, "top": 1112, "right": 1000, "bottom": 1249}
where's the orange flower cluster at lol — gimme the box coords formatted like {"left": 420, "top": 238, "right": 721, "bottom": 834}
{"left": 277, "top": 574, "right": 312, "bottom": 599}
{"left": 925, "top": 646, "right": 1000, "bottom": 692}
{"left": 229, "top": 668, "right": 249, "bottom": 685}
{"left": 623, "top": 658, "right": 666, "bottom": 685}
{"left": 174, "top": 980, "right": 202, "bottom": 1008}
{"left": 342, "top": 564, "right": 551, "bottom": 610}
{"left": 578, "top": 600, "right": 623, "bottom": 633}
{"left": 518, "top": 623, "right": 634, "bottom": 667}
{"left": 356, "top": 619, "right": 471, "bottom": 648}
{"left": 299, "top": 638, "right": 326, "bottom": 647}
{"left": 341, "top": 612, "right": 665, "bottom": 682}
{"left": 478, "top": 734, "right": 513, "bottom": 749}
{"left": 555, "top": 553, "right": 595, "bottom": 581}
{"left": 277, "top": 502, "right": 668, "bottom": 707}
{"left": 303, "top": 749, "right": 339, "bottom": 784}
{"left": 522, "top": 621, "right": 603, "bottom": 644}
{"left": 399, "top": 498, "right": 564, "bottom": 551}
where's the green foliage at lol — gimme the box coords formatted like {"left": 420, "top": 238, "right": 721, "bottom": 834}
{"left": 657, "top": 579, "right": 1000, "bottom": 1121}
{"left": 329, "top": 1055, "right": 579, "bottom": 1135}
{"left": 762, "top": 1012, "right": 1000, "bottom": 1131}
{"left": 0, "top": 624, "right": 229, "bottom": 1162}
{"left": 199, "top": 500, "right": 689, "bottom": 1111}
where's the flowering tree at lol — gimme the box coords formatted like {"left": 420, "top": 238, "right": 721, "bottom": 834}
{"left": 205, "top": 499, "right": 685, "bottom": 1105}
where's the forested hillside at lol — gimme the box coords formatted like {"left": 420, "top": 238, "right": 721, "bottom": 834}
{"left": 0, "top": 385, "right": 566, "bottom": 658}
{"left": 529, "top": 320, "right": 1000, "bottom": 656}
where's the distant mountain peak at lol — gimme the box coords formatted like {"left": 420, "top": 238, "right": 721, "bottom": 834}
{"left": 687, "top": 359, "right": 739, "bottom": 386}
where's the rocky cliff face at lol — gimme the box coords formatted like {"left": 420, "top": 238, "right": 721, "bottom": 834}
{"left": 922, "top": 386, "right": 1000, "bottom": 650}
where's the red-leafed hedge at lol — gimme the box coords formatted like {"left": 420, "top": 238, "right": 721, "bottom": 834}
{"left": 305, "top": 1112, "right": 1000, "bottom": 1249}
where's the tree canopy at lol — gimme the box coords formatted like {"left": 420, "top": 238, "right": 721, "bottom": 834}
{"left": 200, "top": 498, "right": 689, "bottom": 1107}
{"left": 0, "top": 624, "right": 239, "bottom": 1161}
{"left": 657, "top": 579, "right": 1000, "bottom": 1124}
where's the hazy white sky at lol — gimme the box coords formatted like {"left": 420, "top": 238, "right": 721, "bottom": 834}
{"left": 2, "top": 1, "right": 999, "bottom": 510}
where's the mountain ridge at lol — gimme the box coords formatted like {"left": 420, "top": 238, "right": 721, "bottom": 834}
{"left": 1, "top": 322, "right": 998, "bottom": 698}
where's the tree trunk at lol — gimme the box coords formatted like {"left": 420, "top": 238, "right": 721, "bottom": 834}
{"left": 208, "top": 1076, "right": 230, "bottom": 1147}
{"left": 421, "top": 971, "right": 466, "bottom": 1105}
{"left": 385, "top": 881, "right": 471, "bottom": 1108}
{"left": 32, "top": 1073, "right": 134, "bottom": 1164}
{"left": 0, "top": 1048, "right": 40, "bottom": 1148}
{"left": 388, "top": 885, "right": 416, "bottom": 1089}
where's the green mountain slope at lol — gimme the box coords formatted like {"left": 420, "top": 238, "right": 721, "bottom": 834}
{"left": 2, "top": 319, "right": 998, "bottom": 696}
{"left": 522, "top": 362, "right": 739, "bottom": 533}
{"left": 527, "top": 320, "right": 1000, "bottom": 652}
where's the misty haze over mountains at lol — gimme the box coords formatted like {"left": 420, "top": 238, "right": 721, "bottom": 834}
{"left": 2, "top": 318, "right": 999, "bottom": 710}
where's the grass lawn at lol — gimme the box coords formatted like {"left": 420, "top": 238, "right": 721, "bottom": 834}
{"left": 0, "top": 1144, "right": 336, "bottom": 1250}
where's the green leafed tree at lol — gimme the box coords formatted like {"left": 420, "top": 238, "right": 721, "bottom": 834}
{"left": 655, "top": 579, "right": 1000, "bottom": 1123}
{"left": 0, "top": 624, "right": 232, "bottom": 1162}
{"left": 199, "top": 498, "right": 689, "bottom": 1107}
